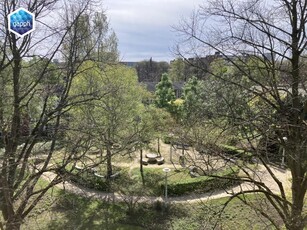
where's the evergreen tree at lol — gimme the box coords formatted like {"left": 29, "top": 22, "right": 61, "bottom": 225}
{"left": 155, "top": 73, "right": 175, "bottom": 111}
{"left": 182, "top": 76, "right": 206, "bottom": 121}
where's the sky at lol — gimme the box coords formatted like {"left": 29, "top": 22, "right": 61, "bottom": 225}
{"left": 104, "top": 0, "right": 203, "bottom": 62}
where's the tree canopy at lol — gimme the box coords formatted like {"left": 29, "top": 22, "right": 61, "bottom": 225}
{"left": 176, "top": 0, "right": 307, "bottom": 229}
{"left": 155, "top": 73, "right": 176, "bottom": 111}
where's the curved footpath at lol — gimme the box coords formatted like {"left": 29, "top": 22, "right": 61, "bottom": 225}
{"left": 41, "top": 163, "right": 292, "bottom": 204}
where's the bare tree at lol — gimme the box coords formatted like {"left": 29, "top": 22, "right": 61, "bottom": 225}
{"left": 0, "top": 0, "right": 116, "bottom": 229}
{"left": 175, "top": 0, "right": 307, "bottom": 229}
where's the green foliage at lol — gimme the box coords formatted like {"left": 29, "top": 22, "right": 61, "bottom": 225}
{"left": 0, "top": 3, "right": 121, "bottom": 228}
{"left": 44, "top": 191, "right": 134, "bottom": 230}
{"left": 69, "top": 62, "right": 148, "bottom": 151}
{"left": 22, "top": 187, "right": 282, "bottom": 230}
{"left": 169, "top": 58, "right": 188, "bottom": 81}
{"left": 66, "top": 165, "right": 239, "bottom": 196}
{"left": 219, "top": 144, "right": 253, "bottom": 162}
{"left": 163, "top": 167, "right": 239, "bottom": 196}
{"left": 68, "top": 170, "right": 109, "bottom": 191}
{"left": 169, "top": 58, "right": 208, "bottom": 81}
{"left": 182, "top": 76, "right": 207, "bottom": 121}
{"left": 130, "top": 167, "right": 239, "bottom": 197}
{"left": 155, "top": 73, "right": 176, "bottom": 111}
{"left": 136, "top": 105, "right": 174, "bottom": 145}
{"left": 63, "top": 166, "right": 127, "bottom": 192}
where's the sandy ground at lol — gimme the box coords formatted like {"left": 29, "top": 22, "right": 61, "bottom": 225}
{"left": 40, "top": 142, "right": 292, "bottom": 204}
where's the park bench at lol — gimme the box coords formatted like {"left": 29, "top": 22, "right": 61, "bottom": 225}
{"left": 112, "top": 143, "right": 121, "bottom": 149}
{"left": 174, "top": 143, "right": 190, "bottom": 150}
{"left": 88, "top": 148, "right": 100, "bottom": 155}
{"left": 110, "top": 172, "right": 120, "bottom": 179}
{"left": 94, "top": 172, "right": 105, "bottom": 179}
{"left": 188, "top": 166, "right": 201, "bottom": 178}
{"left": 156, "top": 157, "right": 165, "bottom": 165}
{"left": 75, "top": 165, "right": 84, "bottom": 170}
{"left": 224, "top": 157, "right": 237, "bottom": 164}
{"left": 189, "top": 171, "right": 200, "bottom": 178}
{"left": 87, "top": 167, "right": 98, "bottom": 174}
{"left": 141, "top": 159, "right": 149, "bottom": 165}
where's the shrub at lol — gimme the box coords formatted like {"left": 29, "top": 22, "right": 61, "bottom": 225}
{"left": 226, "top": 137, "right": 239, "bottom": 146}
{"left": 60, "top": 165, "right": 123, "bottom": 192}
{"left": 67, "top": 170, "right": 109, "bottom": 191}
{"left": 220, "top": 144, "right": 253, "bottom": 162}
{"left": 163, "top": 135, "right": 176, "bottom": 144}
{"left": 162, "top": 167, "right": 239, "bottom": 196}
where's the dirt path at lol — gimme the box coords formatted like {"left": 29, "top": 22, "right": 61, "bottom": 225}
{"left": 41, "top": 162, "right": 292, "bottom": 204}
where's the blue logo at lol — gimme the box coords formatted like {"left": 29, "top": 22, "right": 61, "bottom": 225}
{"left": 8, "top": 8, "right": 35, "bottom": 37}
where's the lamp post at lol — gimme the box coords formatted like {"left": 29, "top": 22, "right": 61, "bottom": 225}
{"left": 163, "top": 167, "right": 171, "bottom": 204}
{"left": 282, "top": 137, "right": 287, "bottom": 167}
{"left": 169, "top": 133, "right": 174, "bottom": 162}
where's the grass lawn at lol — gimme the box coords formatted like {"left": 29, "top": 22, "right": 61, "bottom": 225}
{"left": 131, "top": 167, "right": 191, "bottom": 183}
{"left": 20, "top": 186, "right": 283, "bottom": 230}
{"left": 59, "top": 165, "right": 239, "bottom": 198}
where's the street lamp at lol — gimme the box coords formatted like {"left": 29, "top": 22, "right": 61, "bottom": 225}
{"left": 282, "top": 137, "right": 287, "bottom": 167}
{"left": 169, "top": 133, "right": 174, "bottom": 162}
{"left": 163, "top": 167, "right": 171, "bottom": 203}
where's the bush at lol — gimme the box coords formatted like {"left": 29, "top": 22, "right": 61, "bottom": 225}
{"left": 60, "top": 165, "right": 121, "bottom": 192}
{"left": 66, "top": 170, "right": 109, "bottom": 191}
{"left": 220, "top": 144, "right": 253, "bottom": 162}
{"left": 162, "top": 168, "right": 239, "bottom": 196}
{"left": 226, "top": 137, "right": 239, "bottom": 146}
{"left": 258, "top": 132, "right": 281, "bottom": 163}
{"left": 62, "top": 165, "right": 240, "bottom": 197}
{"left": 163, "top": 135, "right": 175, "bottom": 144}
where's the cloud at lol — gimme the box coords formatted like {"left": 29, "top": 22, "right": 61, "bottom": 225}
{"left": 104, "top": 0, "right": 202, "bottom": 61}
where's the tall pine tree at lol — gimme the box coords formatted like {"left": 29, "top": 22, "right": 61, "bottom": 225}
{"left": 155, "top": 73, "right": 175, "bottom": 111}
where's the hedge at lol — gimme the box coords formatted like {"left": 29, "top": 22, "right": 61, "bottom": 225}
{"left": 61, "top": 165, "right": 240, "bottom": 197}
{"left": 162, "top": 167, "right": 240, "bottom": 196}
{"left": 220, "top": 144, "right": 253, "bottom": 162}
{"left": 63, "top": 170, "right": 110, "bottom": 191}
{"left": 76, "top": 173, "right": 108, "bottom": 191}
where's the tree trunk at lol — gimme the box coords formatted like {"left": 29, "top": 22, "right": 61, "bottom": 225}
{"left": 106, "top": 146, "right": 112, "bottom": 179}
{"left": 140, "top": 149, "right": 145, "bottom": 185}
{"left": 1, "top": 45, "right": 22, "bottom": 230}
{"left": 287, "top": 156, "right": 306, "bottom": 230}
{"left": 287, "top": 211, "right": 304, "bottom": 230}
{"left": 5, "top": 216, "right": 22, "bottom": 230}
{"left": 157, "top": 137, "right": 161, "bottom": 156}
{"left": 0, "top": 194, "right": 14, "bottom": 223}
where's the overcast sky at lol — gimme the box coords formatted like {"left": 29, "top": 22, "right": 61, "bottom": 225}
{"left": 104, "top": 0, "right": 203, "bottom": 62}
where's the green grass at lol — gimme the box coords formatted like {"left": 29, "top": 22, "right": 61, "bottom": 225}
{"left": 220, "top": 144, "right": 253, "bottom": 160}
{"left": 171, "top": 195, "right": 282, "bottom": 230}
{"left": 130, "top": 166, "right": 239, "bottom": 196}
{"left": 23, "top": 190, "right": 143, "bottom": 230}
{"left": 21, "top": 187, "right": 283, "bottom": 230}
{"left": 60, "top": 165, "right": 238, "bottom": 197}
{"left": 131, "top": 167, "right": 191, "bottom": 183}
